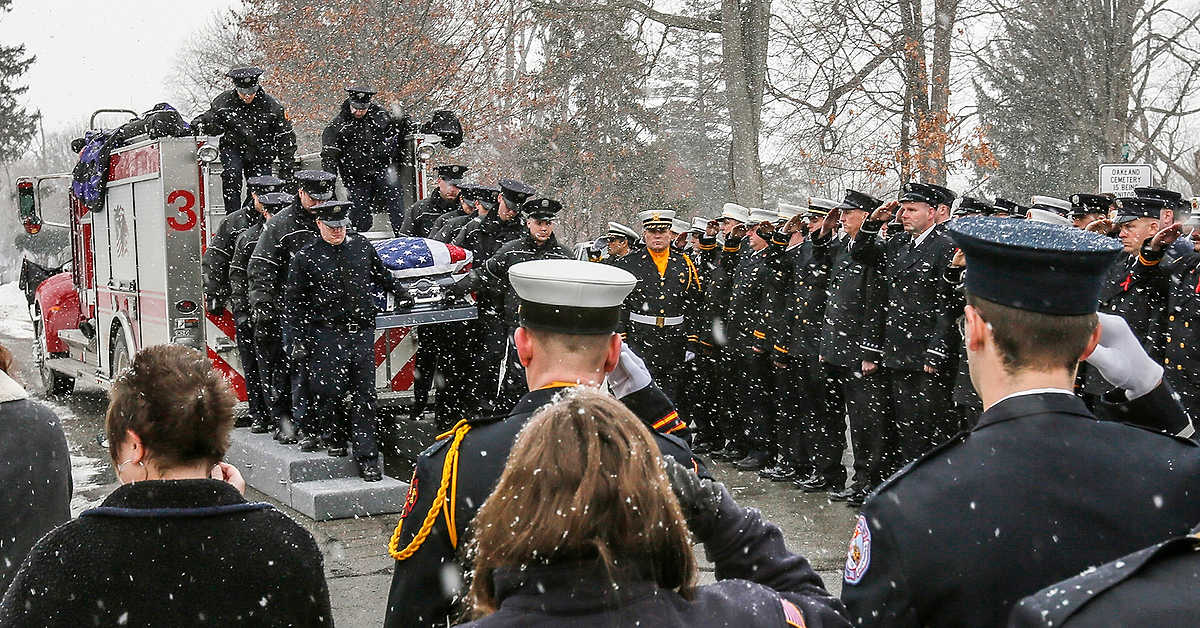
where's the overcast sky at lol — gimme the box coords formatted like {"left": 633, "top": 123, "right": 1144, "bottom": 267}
{"left": 0, "top": 0, "right": 238, "bottom": 132}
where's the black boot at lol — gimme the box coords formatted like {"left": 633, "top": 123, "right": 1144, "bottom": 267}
{"left": 359, "top": 460, "right": 383, "bottom": 482}
{"left": 327, "top": 443, "right": 349, "bottom": 457}
{"left": 298, "top": 434, "right": 322, "bottom": 452}
{"left": 249, "top": 416, "right": 271, "bottom": 434}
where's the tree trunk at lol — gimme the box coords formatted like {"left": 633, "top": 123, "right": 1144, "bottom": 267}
{"left": 925, "top": 0, "right": 959, "bottom": 184}
{"left": 722, "top": 0, "right": 765, "bottom": 206}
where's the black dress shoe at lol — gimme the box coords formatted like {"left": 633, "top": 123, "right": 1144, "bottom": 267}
{"left": 692, "top": 440, "right": 715, "bottom": 454}
{"left": 848, "top": 488, "right": 869, "bottom": 507}
{"left": 298, "top": 435, "right": 322, "bottom": 452}
{"left": 801, "top": 478, "right": 835, "bottom": 493}
{"left": 829, "top": 486, "right": 858, "bottom": 502}
{"left": 327, "top": 445, "right": 349, "bottom": 457}
{"left": 359, "top": 461, "right": 383, "bottom": 482}
{"left": 733, "top": 450, "right": 769, "bottom": 471}
{"left": 791, "top": 472, "right": 819, "bottom": 489}
{"left": 249, "top": 417, "right": 271, "bottom": 434}
{"left": 769, "top": 466, "right": 798, "bottom": 482}
{"left": 757, "top": 465, "right": 781, "bottom": 479}
{"left": 721, "top": 447, "right": 748, "bottom": 462}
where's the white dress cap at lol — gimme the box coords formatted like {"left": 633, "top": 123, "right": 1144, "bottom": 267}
{"left": 747, "top": 207, "right": 776, "bottom": 223}
{"left": 720, "top": 203, "right": 749, "bottom": 224}
{"left": 777, "top": 202, "right": 808, "bottom": 220}
{"left": 808, "top": 197, "right": 840, "bottom": 211}
{"left": 510, "top": 259, "right": 636, "bottom": 308}
{"left": 606, "top": 222, "right": 639, "bottom": 240}
{"left": 690, "top": 217, "right": 709, "bottom": 232}
{"left": 671, "top": 218, "right": 690, "bottom": 233}
{"left": 1027, "top": 207, "right": 1073, "bottom": 227}
{"left": 1029, "top": 195, "right": 1072, "bottom": 215}
{"left": 638, "top": 209, "right": 676, "bottom": 227}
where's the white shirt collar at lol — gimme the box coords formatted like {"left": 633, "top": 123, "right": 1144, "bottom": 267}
{"left": 992, "top": 387, "right": 1075, "bottom": 407}
{"left": 911, "top": 223, "right": 938, "bottom": 249}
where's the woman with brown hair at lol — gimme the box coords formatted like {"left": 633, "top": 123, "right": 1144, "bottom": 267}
{"left": 462, "top": 387, "right": 849, "bottom": 627}
{"left": 0, "top": 345, "right": 332, "bottom": 627}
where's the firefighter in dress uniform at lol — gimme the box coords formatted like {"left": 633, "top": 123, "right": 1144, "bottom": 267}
{"left": 203, "top": 174, "right": 285, "bottom": 317}
{"left": 247, "top": 170, "right": 334, "bottom": 442}
{"left": 452, "top": 178, "right": 533, "bottom": 259}
{"left": 397, "top": 164, "right": 466, "bottom": 238}
{"left": 284, "top": 200, "right": 412, "bottom": 480}
{"left": 1069, "top": 192, "right": 1110, "bottom": 230}
{"left": 840, "top": 216, "right": 1200, "bottom": 627}
{"left": 588, "top": 221, "right": 639, "bottom": 263}
{"left": 191, "top": 67, "right": 296, "bottom": 211}
{"left": 321, "top": 85, "right": 405, "bottom": 233}
{"left": 612, "top": 209, "right": 704, "bottom": 402}
{"left": 228, "top": 191, "right": 292, "bottom": 433}
{"left": 447, "top": 198, "right": 574, "bottom": 412}
{"left": 384, "top": 259, "right": 698, "bottom": 628}
{"left": 431, "top": 184, "right": 496, "bottom": 243}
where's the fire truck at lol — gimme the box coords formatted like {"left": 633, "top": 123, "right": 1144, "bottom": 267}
{"left": 15, "top": 108, "right": 473, "bottom": 407}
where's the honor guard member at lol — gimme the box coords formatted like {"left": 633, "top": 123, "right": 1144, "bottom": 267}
{"left": 852, "top": 182, "right": 959, "bottom": 472}
{"left": 398, "top": 164, "right": 467, "bottom": 238}
{"left": 841, "top": 216, "right": 1200, "bottom": 628}
{"left": 1128, "top": 214, "right": 1200, "bottom": 428}
{"left": 432, "top": 183, "right": 496, "bottom": 243}
{"left": 670, "top": 217, "right": 691, "bottom": 251}
{"left": 383, "top": 259, "right": 703, "bottom": 628}
{"left": 447, "top": 198, "right": 574, "bottom": 411}
{"left": 816, "top": 190, "right": 889, "bottom": 506}
{"left": 1010, "top": 525, "right": 1200, "bottom": 627}
{"left": 453, "top": 178, "right": 534, "bottom": 260}
{"left": 284, "top": 200, "right": 412, "bottom": 479}
{"left": 191, "top": 67, "right": 297, "bottom": 211}
{"left": 945, "top": 197, "right": 994, "bottom": 425}
{"left": 247, "top": 169, "right": 335, "bottom": 440}
{"left": 595, "top": 221, "right": 639, "bottom": 263}
{"left": 616, "top": 209, "right": 704, "bottom": 401}
{"left": 321, "top": 85, "right": 403, "bottom": 232}
{"left": 1134, "top": 186, "right": 1193, "bottom": 263}
{"left": 1080, "top": 196, "right": 1166, "bottom": 405}
{"left": 992, "top": 197, "right": 1026, "bottom": 219}
{"left": 228, "top": 191, "right": 292, "bottom": 433}
{"left": 203, "top": 174, "right": 285, "bottom": 317}
{"left": 1069, "top": 193, "right": 1110, "bottom": 230}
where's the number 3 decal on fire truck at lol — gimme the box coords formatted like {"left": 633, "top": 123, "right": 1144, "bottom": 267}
{"left": 167, "top": 189, "right": 197, "bottom": 231}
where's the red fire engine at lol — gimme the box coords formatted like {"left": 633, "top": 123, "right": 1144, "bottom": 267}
{"left": 16, "top": 109, "right": 472, "bottom": 406}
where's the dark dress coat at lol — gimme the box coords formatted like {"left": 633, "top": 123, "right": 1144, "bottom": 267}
{"left": 203, "top": 207, "right": 261, "bottom": 308}
{"left": 193, "top": 88, "right": 296, "bottom": 166}
{"left": 1139, "top": 249, "right": 1200, "bottom": 423}
{"left": 384, "top": 384, "right": 702, "bottom": 628}
{"left": 840, "top": 388, "right": 1200, "bottom": 627}
{"left": 320, "top": 101, "right": 400, "bottom": 186}
{"left": 1008, "top": 525, "right": 1200, "bottom": 628}
{"left": 399, "top": 191, "right": 457, "bottom": 239}
{"left": 1084, "top": 252, "right": 1166, "bottom": 394}
{"left": 456, "top": 484, "right": 849, "bottom": 628}
{"left": 0, "top": 371, "right": 71, "bottom": 596}
{"left": 819, "top": 235, "right": 885, "bottom": 370}
{"left": 247, "top": 202, "right": 319, "bottom": 320}
{"left": 0, "top": 479, "right": 331, "bottom": 627}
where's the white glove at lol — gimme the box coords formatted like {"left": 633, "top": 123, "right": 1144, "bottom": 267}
{"left": 1085, "top": 313, "right": 1163, "bottom": 400}
{"left": 684, "top": 350, "right": 696, "bottom": 363}
{"left": 609, "top": 344, "right": 653, "bottom": 398}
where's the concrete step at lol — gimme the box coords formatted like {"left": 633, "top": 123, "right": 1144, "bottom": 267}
{"left": 226, "top": 428, "right": 409, "bottom": 521}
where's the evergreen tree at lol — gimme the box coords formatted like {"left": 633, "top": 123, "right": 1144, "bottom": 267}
{"left": 0, "top": 0, "right": 39, "bottom": 163}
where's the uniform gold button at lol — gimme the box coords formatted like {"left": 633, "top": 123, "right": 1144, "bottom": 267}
{"left": 1170, "top": 315, "right": 1176, "bottom": 321}
{"left": 1165, "top": 358, "right": 1171, "bottom": 364}
{"left": 1178, "top": 365, "right": 1184, "bottom": 370}
{"left": 1167, "top": 336, "right": 1173, "bottom": 343}
{"left": 1182, "top": 343, "right": 1186, "bottom": 348}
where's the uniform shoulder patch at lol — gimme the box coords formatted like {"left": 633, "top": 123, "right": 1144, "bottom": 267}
{"left": 844, "top": 514, "right": 872, "bottom": 585}
{"left": 400, "top": 473, "right": 419, "bottom": 519}
{"left": 781, "top": 599, "right": 806, "bottom": 627}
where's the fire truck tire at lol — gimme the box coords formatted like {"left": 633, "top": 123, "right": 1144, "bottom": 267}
{"left": 111, "top": 330, "right": 132, "bottom": 382}
{"left": 33, "top": 306, "right": 74, "bottom": 396}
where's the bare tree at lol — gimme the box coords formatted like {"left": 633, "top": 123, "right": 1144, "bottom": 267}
{"left": 167, "top": 7, "right": 263, "bottom": 116}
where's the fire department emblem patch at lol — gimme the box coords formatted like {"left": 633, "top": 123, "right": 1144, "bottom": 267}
{"left": 401, "top": 474, "right": 418, "bottom": 519}
{"left": 844, "top": 514, "right": 872, "bottom": 585}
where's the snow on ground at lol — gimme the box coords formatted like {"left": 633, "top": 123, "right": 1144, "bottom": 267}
{"left": 0, "top": 281, "right": 33, "bottom": 339}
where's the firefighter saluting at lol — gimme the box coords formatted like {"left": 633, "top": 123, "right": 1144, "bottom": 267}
{"left": 191, "top": 67, "right": 297, "bottom": 211}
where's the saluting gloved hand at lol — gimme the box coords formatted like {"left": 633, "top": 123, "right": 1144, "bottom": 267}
{"left": 206, "top": 297, "right": 226, "bottom": 315}
{"left": 1085, "top": 312, "right": 1163, "bottom": 400}
{"left": 664, "top": 456, "right": 728, "bottom": 542}
{"left": 609, "top": 344, "right": 653, "bottom": 398}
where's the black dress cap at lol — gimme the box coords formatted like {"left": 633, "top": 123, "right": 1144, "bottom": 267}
{"left": 899, "top": 182, "right": 956, "bottom": 207}
{"left": 948, "top": 217, "right": 1123, "bottom": 315}
{"left": 1134, "top": 187, "right": 1186, "bottom": 211}
{"left": 313, "top": 200, "right": 353, "bottom": 228}
{"left": 257, "top": 192, "right": 293, "bottom": 209}
{"left": 498, "top": 179, "right": 536, "bottom": 209}
{"left": 1069, "top": 193, "right": 1111, "bottom": 217}
{"left": 247, "top": 175, "right": 285, "bottom": 194}
{"left": 955, "top": 196, "right": 994, "bottom": 217}
{"left": 522, "top": 198, "right": 562, "bottom": 220}
{"left": 295, "top": 170, "right": 337, "bottom": 201}
{"left": 434, "top": 165, "right": 468, "bottom": 185}
{"left": 841, "top": 189, "right": 883, "bottom": 213}
{"left": 993, "top": 198, "right": 1027, "bottom": 216}
{"left": 226, "top": 67, "right": 263, "bottom": 92}
{"left": 1114, "top": 196, "right": 1166, "bottom": 224}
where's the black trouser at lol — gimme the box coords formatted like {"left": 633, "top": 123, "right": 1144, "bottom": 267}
{"left": 681, "top": 346, "right": 719, "bottom": 444}
{"left": 772, "top": 359, "right": 810, "bottom": 470}
{"left": 411, "top": 326, "right": 442, "bottom": 417}
{"left": 347, "top": 172, "right": 401, "bottom": 233}
{"left": 433, "top": 320, "right": 479, "bottom": 431}
{"left": 886, "top": 367, "right": 954, "bottom": 473}
{"left": 625, "top": 323, "right": 686, "bottom": 401}
{"left": 495, "top": 328, "right": 528, "bottom": 414}
{"left": 306, "top": 327, "right": 379, "bottom": 462}
{"left": 734, "top": 344, "right": 772, "bottom": 453}
{"left": 219, "top": 146, "right": 271, "bottom": 211}
{"left": 253, "top": 319, "right": 291, "bottom": 427}
{"left": 793, "top": 353, "right": 845, "bottom": 485}
{"left": 827, "top": 362, "right": 887, "bottom": 491}
{"left": 235, "top": 320, "right": 267, "bottom": 422}
{"left": 474, "top": 314, "right": 508, "bottom": 417}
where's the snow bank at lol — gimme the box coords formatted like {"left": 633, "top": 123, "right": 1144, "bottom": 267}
{"left": 0, "top": 281, "right": 34, "bottom": 339}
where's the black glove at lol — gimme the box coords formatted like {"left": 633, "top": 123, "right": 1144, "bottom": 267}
{"left": 252, "top": 306, "right": 272, "bottom": 326}
{"left": 289, "top": 341, "right": 308, "bottom": 360}
{"left": 206, "top": 297, "right": 226, "bottom": 315}
{"left": 394, "top": 285, "right": 416, "bottom": 310}
{"left": 665, "top": 456, "right": 726, "bottom": 542}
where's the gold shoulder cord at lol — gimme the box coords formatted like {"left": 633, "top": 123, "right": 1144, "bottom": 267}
{"left": 388, "top": 420, "right": 472, "bottom": 561}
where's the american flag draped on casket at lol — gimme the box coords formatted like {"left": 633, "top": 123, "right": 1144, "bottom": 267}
{"left": 372, "top": 237, "right": 473, "bottom": 308}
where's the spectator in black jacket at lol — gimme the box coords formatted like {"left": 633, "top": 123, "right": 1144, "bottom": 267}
{"left": 460, "top": 387, "right": 849, "bottom": 628}
{"left": 0, "top": 345, "right": 331, "bottom": 627}
{"left": 0, "top": 344, "right": 70, "bottom": 596}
